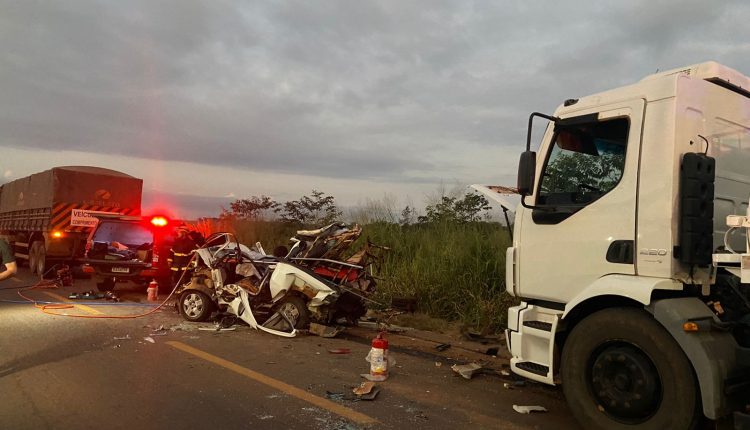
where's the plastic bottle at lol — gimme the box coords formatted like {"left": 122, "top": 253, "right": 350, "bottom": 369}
{"left": 368, "top": 332, "right": 389, "bottom": 381}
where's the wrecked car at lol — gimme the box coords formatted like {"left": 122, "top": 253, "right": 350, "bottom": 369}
{"left": 174, "top": 224, "right": 386, "bottom": 337}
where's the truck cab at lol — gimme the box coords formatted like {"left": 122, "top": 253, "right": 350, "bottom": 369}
{"left": 504, "top": 62, "right": 750, "bottom": 429}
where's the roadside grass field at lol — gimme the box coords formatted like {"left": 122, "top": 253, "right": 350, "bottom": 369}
{"left": 224, "top": 218, "right": 514, "bottom": 333}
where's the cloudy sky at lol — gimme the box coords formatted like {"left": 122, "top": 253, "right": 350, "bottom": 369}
{"left": 2, "top": 1, "right": 749, "bottom": 218}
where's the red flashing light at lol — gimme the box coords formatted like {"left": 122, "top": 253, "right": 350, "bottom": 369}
{"left": 150, "top": 216, "right": 169, "bottom": 227}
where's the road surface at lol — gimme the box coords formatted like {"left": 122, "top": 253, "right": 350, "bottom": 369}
{"left": 0, "top": 266, "right": 580, "bottom": 429}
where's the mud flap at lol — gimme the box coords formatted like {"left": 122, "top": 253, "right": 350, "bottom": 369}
{"left": 227, "top": 289, "right": 297, "bottom": 338}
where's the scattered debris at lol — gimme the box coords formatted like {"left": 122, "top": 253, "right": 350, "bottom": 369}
{"left": 435, "top": 362, "right": 442, "bottom": 367}
{"left": 257, "top": 415, "right": 274, "bottom": 420}
{"left": 357, "top": 387, "right": 380, "bottom": 401}
{"left": 360, "top": 373, "right": 380, "bottom": 382}
{"left": 328, "top": 348, "right": 351, "bottom": 354}
{"left": 325, "top": 391, "right": 345, "bottom": 401}
{"left": 485, "top": 347, "right": 499, "bottom": 356}
{"left": 309, "top": 323, "right": 344, "bottom": 338}
{"left": 198, "top": 326, "right": 236, "bottom": 332}
{"left": 113, "top": 335, "right": 131, "bottom": 340}
{"left": 143, "top": 337, "right": 155, "bottom": 344}
{"left": 150, "top": 331, "right": 168, "bottom": 336}
{"left": 513, "top": 405, "right": 547, "bottom": 414}
{"left": 352, "top": 381, "right": 375, "bottom": 396}
{"left": 503, "top": 381, "right": 526, "bottom": 390}
{"left": 500, "top": 370, "right": 510, "bottom": 376}
{"left": 462, "top": 330, "right": 501, "bottom": 344}
{"left": 451, "top": 363, "right": 482, "bottom": 380}
{"left": 435, "top": 343, "right": 451, "bottom": 352}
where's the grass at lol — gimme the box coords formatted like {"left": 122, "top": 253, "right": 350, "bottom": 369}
{"left": 224, "top": 218, "right": 515, "bottom": 334}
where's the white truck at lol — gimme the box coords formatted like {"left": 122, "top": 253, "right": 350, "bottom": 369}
{"left": 495, "top": 62, "right": 750, "bottom": 429}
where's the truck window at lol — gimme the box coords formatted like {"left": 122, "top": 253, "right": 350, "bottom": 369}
{"left": 537, "top": 117, "right": 629, "bottom": 206}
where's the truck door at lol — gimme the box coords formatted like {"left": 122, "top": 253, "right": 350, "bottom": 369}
{"left": 517, "top": 99, "right": 644, "bottom": 303}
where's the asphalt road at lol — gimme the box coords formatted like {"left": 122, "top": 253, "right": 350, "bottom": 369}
{"left": 0, "top": 266, "right": 581, "bottom": 430}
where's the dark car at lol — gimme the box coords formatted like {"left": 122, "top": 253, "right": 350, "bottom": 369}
{"left": 82, "top": 216, "right": 177, "bottom": 292}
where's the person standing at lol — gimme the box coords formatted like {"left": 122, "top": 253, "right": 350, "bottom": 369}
{"left": 0, "top": 239, "right": 18, "bottom": 282}
{"left": 168, "top": 224, "right": 196, "bottom": 287}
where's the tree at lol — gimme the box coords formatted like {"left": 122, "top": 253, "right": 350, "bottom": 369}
{"left": 275, "top": 190, "right": 342, "bottom": 226}
{"left": 540, "top": 152, "right": 624, "bottom": 196}
{"left": 224, "top": 195, "right": 278, "bottom": 220}
{"left": 417, "top": 192, "right": 491, "bottom": 224}
{"left": 399, "top": 205, "right": 416, "bottom": 226}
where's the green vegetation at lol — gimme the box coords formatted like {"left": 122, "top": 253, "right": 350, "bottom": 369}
{"left": 212, "top": 189, "right": 515, "bottom": 333}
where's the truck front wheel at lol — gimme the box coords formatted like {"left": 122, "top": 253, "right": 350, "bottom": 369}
{"left": 561, "top": 307, "right": 700, "bottom": 430}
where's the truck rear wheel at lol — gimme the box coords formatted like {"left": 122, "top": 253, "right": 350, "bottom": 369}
{"left": 29, "top": 242, "right": 46, "bottom": 277}
{"left": 561, "top": 307, "right": 700, "bottom": 430}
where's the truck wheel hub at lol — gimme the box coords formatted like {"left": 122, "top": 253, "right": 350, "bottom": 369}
{"left": 589, "top": 343, "right": 661, "bottom": 423}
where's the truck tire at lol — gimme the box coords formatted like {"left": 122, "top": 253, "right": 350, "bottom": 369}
{"left": 561, "top": 307, "right": 700, "bottom": 430}
{"left": 35, "top": 243, "right": 47, "bottom": 278}
{"left": 29, "top": 242, "right": 38, "bottom": 275}
{"left": 29, "top": 242, "right": 46, "bottom": 277}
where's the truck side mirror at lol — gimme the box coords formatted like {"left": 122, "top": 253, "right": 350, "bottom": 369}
{"left": 517, "top": 151, "right": 536, "bottom": 196}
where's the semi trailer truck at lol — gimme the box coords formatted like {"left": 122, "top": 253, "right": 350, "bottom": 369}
{"left": 0, "top": 166, "right": 142, "bottom": 276}
{"left": 487, "top": 62, "right": 750, "bottom": 429}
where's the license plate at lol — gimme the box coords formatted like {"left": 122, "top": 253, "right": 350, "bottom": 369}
{"left": 111, "top": 267, "right": 129, "bottom": 274}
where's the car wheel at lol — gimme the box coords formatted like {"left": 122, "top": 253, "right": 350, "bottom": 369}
{"left": 179, "top": 290, "right": 214, "bottom": 322}
{"left": 561, "top": 307, "right": 700, "bottom": 430}
{"left": 96, "top": 277, "right": 116, "bottom": 292}
{"left": 265, "top": 295, "right": 310, "bottom": 330}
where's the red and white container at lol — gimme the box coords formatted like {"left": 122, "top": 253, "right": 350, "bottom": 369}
{"left": 147, "top": 279, "right": 158, "bottom": 301}
{"left": 368, "top": 332, "right": 389, "bottom": 381}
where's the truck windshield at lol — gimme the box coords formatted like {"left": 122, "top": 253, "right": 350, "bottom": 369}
{"left": 93, "top": 222, "right": 153, "bottom": 247}
{"left": 538, "top": 117, "right": 629, "bottom": 206}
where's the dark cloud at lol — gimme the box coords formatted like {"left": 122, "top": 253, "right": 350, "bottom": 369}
{"left": 2, "top": 0, "right": 750, "bottom": 190}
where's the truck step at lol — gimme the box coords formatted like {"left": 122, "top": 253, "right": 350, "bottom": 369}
{"left": 523, "top": 321, "right": 552, "bottom": 331}
{"left": 516, "top": 361, "right": 549, "bottom": 376}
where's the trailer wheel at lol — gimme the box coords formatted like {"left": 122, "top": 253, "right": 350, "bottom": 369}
{"left": 29, "top": 242, "right": 46, "bottom": 277}
{"left": 29, "top": 243, "right": 38, "bottom": 275}
{"left": 561, "top": 308, "right": 700, "bottom": 430}
{"left": 35, "top": 243, "right": 47, "bottom": 278}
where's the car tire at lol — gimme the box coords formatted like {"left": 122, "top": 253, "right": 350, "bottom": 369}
{"left": 96, "top": 277, "right": 116, "bottom": 292}
{"left": 561, "top": 307, "right": 700, "bottom": 430}
{"left": 179, "top": 290, "right": 214, "bottom": 322}
{"left": 269, "top": 295, "right": 310, "bottom": 330}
